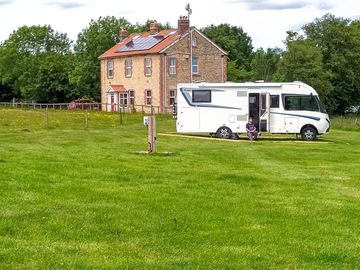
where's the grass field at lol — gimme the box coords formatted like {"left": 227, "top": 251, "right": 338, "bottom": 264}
{"left": 0, "top": 109, "right": 359, "bottom": 269}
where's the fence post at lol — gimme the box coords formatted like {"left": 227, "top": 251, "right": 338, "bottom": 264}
{"left": 147, "top": 116, "right": 156, "bottom": 154}
{"left": 119, "top": 105, "right": 123, "bottom": 125}
{"left": 45, "top": 107, "right": 49, "bottom": 128}
{"left": 85, "top": 110, "right": 89, "bottom": 129}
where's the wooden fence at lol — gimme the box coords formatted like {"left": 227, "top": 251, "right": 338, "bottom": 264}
{"left": 0, "top": 102, "right": 175, "bottom": 114}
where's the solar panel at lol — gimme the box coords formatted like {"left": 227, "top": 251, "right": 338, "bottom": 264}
{"left": 117, "top": 35, "right": 164, "bottom": 52}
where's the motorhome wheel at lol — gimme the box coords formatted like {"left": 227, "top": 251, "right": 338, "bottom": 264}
{"left": 216, "top": 126, "right": 232, "bottom": 139}
{"left": 301, "top": 126, "right": 317, "bottom": 141}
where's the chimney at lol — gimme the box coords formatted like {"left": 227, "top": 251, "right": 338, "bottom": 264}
{"left": 149, "top": 21, "right": 159, "bottom": 35}
{"left": 177, "top": 16, "right": 190, "bottom": 35}
{"left": 119, "top": 29, "right": 129, "bottom": 42}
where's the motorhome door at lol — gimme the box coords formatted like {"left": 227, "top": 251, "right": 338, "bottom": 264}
{"left": 259, "top": 93, "right": 270, "bottom": 132}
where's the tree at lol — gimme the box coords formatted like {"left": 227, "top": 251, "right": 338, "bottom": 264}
{"left": 201, "top": 24, "right": 253, "bottom": 81}
{"left": 0, "top": 25, "right": 73, "bottom": 102}
{"left": 70, "top": 16, "right": 131, "bottom": 101}
{"left": 303, "top": 14, "right": 360, "bottom": 113}
{"left": 250, "top": 48, "right": 282, "bottom": 82}
{"left": 276, "top": 39, "right": 332, "bottom": 103}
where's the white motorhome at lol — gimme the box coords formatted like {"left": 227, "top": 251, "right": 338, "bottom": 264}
{"left": 176, "top": 82, "right": 330, "bottom": 141}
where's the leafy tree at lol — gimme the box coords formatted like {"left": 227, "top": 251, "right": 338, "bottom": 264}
{"left": 276, "top": 39, "right": 332, "bottom": 103}
{"left": 250, "top": 48, "right": 282, "bottom": 81}
{"left": 129, "top": 20, "right": 172, "bottom": 33}
{"left": 303, "top": 14, "right": 360, "bottom": 113}
{"left": 201, "top": 24, "right": 253, "bottom": 80}
{"left": 0, "top": 25, "right": 73, "bottom": 102}
{"left": 70, "top": 16, "right": 131, "bottom": 101}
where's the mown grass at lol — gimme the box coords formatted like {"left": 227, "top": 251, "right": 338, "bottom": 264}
{"left": 0, "top": 109, "right": 359, "bottom": 269}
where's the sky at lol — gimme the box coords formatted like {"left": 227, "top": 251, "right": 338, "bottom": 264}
{"left": 0, "top": 0, "right": 359, "bottom": 49}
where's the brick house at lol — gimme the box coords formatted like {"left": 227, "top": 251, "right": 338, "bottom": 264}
{"left": 98, "top": 16, "right": 227, "bottom": 112}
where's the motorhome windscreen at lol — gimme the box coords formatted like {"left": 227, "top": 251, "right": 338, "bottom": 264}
{"left": 192, "top": 90, "right": 211, "bottom": 103}
{"left": 283, "top": 95, "right": 319, "bottom": 111}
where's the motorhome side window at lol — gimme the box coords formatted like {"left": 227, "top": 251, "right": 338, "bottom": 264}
{"left": 192, "top": 90, "right": 211, "bottom": 103}
{"left": 270, "top": 95, "right": 279, "bottom": 108}
{"left": 284, "top": 95, "right": 319, "bottom": 111}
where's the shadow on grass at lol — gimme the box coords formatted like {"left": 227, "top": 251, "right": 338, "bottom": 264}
{"left": 161, "top": 132, "right": 334, "bottom": 143}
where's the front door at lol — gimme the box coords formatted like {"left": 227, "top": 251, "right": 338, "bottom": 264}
{"left": 249, "top": 93, "right": 270, "bottom": 132}
{"left": 259, "top": 93, "right": 270, "bottom": 132}
{"left": 249, "top": 93, "right": 260, "bottom": 131}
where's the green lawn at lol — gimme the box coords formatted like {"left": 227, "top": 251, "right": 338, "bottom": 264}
{"left": 0, "top": 109, "right": 359, "bottom": 269}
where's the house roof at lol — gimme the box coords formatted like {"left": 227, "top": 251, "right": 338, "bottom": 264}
{"left": 108, "top": 84, "right": 127, "bottom": 92}
{"left": 98, "top": 28, "right": 227, "bottom": 60}
{"left": 99, "top": 29, "right": 179, "bottom": 59}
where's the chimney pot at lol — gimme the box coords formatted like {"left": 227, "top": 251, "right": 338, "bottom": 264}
{"left": 177, "top": 16, "right": 190, "bottom": 35}
{"left": 119, "top": 29, "right": 129, "bottom": 42}
{"left": 150, "top": 21, "right": 159, "bottom": 35}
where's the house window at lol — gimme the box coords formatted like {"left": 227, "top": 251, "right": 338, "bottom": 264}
{"left": 192, "top": 57, "right": 199, "bottom": 75}
{"left": 107, "top": 61, "right": 114, "bottom": 78}
{"left": 119, "top": 93, "right": 128, "bottom": 107}
{"left": 192, "top": 90, "right": 211, "bottom": 103}
{"left": 192, "top": 36, "right": 197, "bottom": 47}
{"left": 169, "top": 89, "right": 176, "bottom": 106}
{"left": 129, "top": 90, "right": 135, "bottom": 106}
{"left": 145, "top": 90, "right": 152, "bottom": 106}
{"left": 169, "top": 57, "right": 176, "bottom": 75}
{"left": 144, "top": 58, "right": 152, "bottom": 76}
{"left": 125, "top": 59, "right": 132, "bottom": 77}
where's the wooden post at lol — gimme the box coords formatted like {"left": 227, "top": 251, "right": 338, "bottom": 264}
{"left": 45, "top": 107, "right": 49, "bottom": 128}
{"left": 119, "top": 105, "right": 123, "bottom": 125}
{"left": 147, "top": 116, "right": 156, "bottom": 153}
{"left": 85, "top": 110, "right": 89, "bottom": 129}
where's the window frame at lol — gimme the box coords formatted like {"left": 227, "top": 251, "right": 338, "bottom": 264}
{"left": 283, "top": 94, "right": 320, "bottom": 112}
{"left": 129, "top": 90, "right": 135, "bottom": 106}
{"left": 144, "top": 57, "right": 152, "bottom": 76}
{"left": 192, "top": 36, "right": 197, "bottom": 47}
{"left": 125, "top": 59, "right": 132, "bottom": 78}
{"left": 169, "top": 57, "right": 176, "bottom": 75}
{"left": 119, "top": 93, "right": 128, "bottom": 108}
{"left": 192, "top": 57, "right": 199, "bottom": 75}
{"left": 192, "top": 90, "right": 211, "bottom": 103}
{"left": 270, "top": 95, "right": 280, "bottom": 108}
{"left": 169, "top": 89, "right": 176, "bottom": 106}
{"left": 107, "top": 60, "right": 114, "bottom": 79}
{"left": 145, "top": 89, "right": 152, "bottom": 106}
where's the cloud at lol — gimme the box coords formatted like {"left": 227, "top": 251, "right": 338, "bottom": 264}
{"left": 248, "top": 1, "right": 308, "bottom": 10}
{"left": 0, "top": 0, "right": 13, "bottom": 5}
{"left": 47, "top": 1, "right": 86, "bottom": 9}
{"left": 226, "top": 0, "right": 333, "bottom": 11}
{"left": 317, "top": 2, "right": 333, "bottom": 10}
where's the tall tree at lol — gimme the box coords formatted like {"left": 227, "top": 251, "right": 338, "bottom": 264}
{"left": 276, "top": 39, "right": 332, "bottom": 103}
{"left": 250, "top": 48, "right": 282, "bottom": 82}
{"left": 70, "top": 16, "right": 131, "bottom": 100}
{"left": 303, "top": 14, "right": 360, "bottom": 113}
{"left": 0, "top": 25, "right": 73, "bottom": 102}
{"left": 201, "top": 24, "right": 253, "bottom": 81}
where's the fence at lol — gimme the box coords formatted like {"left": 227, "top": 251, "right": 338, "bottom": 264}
{"left": 0, "top": 102, "right": 176, "bottom": 131}
{"left": 0, "top": 102, "right": 175, "bottom": 114}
